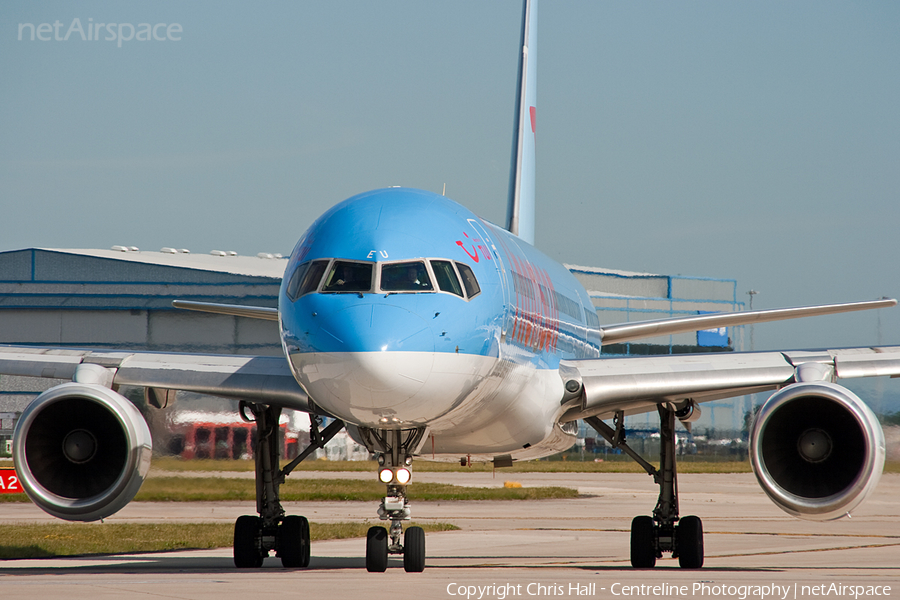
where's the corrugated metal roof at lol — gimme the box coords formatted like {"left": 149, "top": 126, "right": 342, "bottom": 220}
{"left": 35, "top": 248, "right": 287, "bottom": 279}
{"left": 564, "top": 263, "right": 659, "bottom": 277}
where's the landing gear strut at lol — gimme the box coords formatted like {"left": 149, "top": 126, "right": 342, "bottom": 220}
{"left": 233, "top": 403, "right": 343, "bottom": 568}
{"left": 358, "top": 427, "right": 427, "bottom": 572}
{"left": 586, "top": 404, "right": 704, "bottom": 569}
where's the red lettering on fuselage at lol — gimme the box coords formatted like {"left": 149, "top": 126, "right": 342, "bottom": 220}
{"left": 456, "top": 231, "right": 492, "bottom": 263}
{"left": 456, "top": 232, "right": 480, "bottom": 263}
{"left": 505, "top": 254, "right": 558, "bottom": 353}
{"left": 492, "top": 231, "right": 561, "bottom": 354}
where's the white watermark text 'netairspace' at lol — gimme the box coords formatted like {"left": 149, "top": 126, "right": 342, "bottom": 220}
{"left": 18, "top": 19, "right": 182, "bottom": 48}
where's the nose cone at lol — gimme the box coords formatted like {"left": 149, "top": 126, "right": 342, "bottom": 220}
{"left": 303, "top": 350, "right": 437, "bottom": 424}
{"left": 318, "top": 304, "right": 435, "bottom": 354}
{"left": 292, "top": 303, "right": 441, "bottom": 425}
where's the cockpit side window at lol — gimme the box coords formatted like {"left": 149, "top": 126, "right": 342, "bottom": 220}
{"left": 287, "top": 259, "right": 330, "bottom": 300}
{"left": 298, "top": 259, "right": 330, "bottom": 296}
{"left": 429, "top": 260, "right": 464, "bottom": 297}
{"left": 322, "top": 260, "right": 373, "bottom": 293}
{"left": 381, "top": 261, "right": 433, "bottom": 292}
{"left": 456, "top": 262, "right": 481, "bottom": 298}
{"left": 286, "top": 262, "right": 310, "bottom": 301}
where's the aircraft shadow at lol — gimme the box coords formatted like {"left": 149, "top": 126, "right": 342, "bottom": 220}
{"left": 0, "top": 552, "right": 779, "bottom": 575}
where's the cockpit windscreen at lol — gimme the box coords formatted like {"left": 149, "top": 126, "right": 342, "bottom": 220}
{"left": 381, "top": 261, "right": 433, "bottom": 292}
{"left": 322, "top": 261, "right": 373, "bottom": 293}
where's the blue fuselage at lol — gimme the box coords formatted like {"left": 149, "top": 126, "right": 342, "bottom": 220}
{"left": 279, "top": 188, "right": 600, "bottom": 458}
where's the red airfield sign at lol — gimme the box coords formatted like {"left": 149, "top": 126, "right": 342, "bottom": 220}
{"left": 0, "top": 468, "right": 22, "bottom": 493}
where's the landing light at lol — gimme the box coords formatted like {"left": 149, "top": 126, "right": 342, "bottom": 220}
{"left": 396, "top": 468, "right": 411, "bottom": 484}
{"left": 379, "top": 468, "right": 394, "bottom": 484}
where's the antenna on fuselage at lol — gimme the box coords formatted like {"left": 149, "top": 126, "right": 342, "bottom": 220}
{"left": 442, "top": 183, "right": 446, "bottom": 196}
{"left": 505, "top": 0, "right": 537, "bottom": 246}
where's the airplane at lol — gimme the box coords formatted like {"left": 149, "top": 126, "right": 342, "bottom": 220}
{"left": 1, "top": 0, "right": 899, "bottom": 573}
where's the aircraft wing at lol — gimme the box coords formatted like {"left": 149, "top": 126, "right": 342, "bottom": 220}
{"left": 0, "top": 345, "right": 312, "bottom": 412}
{"left": 171, "top": 300, "right": 279, "bottom": 321}
{"left": 598, "top": 298, "right": 896, "bottom": 345}
{"left": 560, "top": 345, "right": 900, "bottom": 422}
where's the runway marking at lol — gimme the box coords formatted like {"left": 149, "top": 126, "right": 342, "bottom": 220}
{"left": 0, "top": 579, "right": 233, "bottom": 586}
{"left": 714, "top": 531, "right": 900, "bottom": 539}
{"left": 710, "top": 542, "right": 900, "bottom": 559}
{"left": 519, "top": 527, "right": 900, "bottom": 540}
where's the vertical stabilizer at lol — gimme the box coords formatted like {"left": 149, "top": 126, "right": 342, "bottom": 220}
{"left": 505, "top": 0, "right": 537, "bottom": 246}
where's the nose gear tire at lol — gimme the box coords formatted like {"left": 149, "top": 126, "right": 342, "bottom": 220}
{"left": 403, "top": 526, "right": 426, "bottom": 572}
{"left": 366, "top": 526, "right": 389, "bottom": 572}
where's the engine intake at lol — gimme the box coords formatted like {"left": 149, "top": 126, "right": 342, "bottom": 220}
{"left": 750, "top": 382, "right": 884, "bottom": 521}
{"left": 13, "top": 383, "right": 152, "bottom": 522}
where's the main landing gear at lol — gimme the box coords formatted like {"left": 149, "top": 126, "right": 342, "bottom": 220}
{"left": 357, "top": 427, "right": 427, "bottom": 573}
{"left": 233, "top": 403, "right": 343, "bottom": 568}
{"left": 585, "top": 404, "right": 704, "bottom": 569}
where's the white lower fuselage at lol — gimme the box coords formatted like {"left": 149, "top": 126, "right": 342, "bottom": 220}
{"left": 289, "top": 350, "right": 576, "bottom": 461}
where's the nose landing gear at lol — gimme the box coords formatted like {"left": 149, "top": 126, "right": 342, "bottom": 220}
{"left": 360, "top": 427, "right": 427, "bottom": 572}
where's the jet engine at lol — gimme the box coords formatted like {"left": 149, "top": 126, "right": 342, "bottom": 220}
{"left": 750, "top": 381, "right": 884, "bottom": 521}
{"left": 13, "top": 382, "right": 152, "bottom": 522}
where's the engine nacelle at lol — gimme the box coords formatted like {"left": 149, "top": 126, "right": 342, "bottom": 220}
{"left": 750, "top": 381, "right": 884, "bottom": 521}
{"left": 13, "top": 382, "right": 152, "bottom": 522}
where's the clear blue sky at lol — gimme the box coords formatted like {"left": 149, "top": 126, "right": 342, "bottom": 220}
{"left": 2, "top": 1, "right": 899, "bottom": 355}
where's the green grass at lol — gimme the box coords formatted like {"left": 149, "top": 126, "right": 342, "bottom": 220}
{"left": 134, "top": 478, "right": 578, "bottom": 502}
{"left": 0, "top": 521, "right": 458, "bottom": 560}
{"left": 149, "top": 456, "right": 758, "bottom": 474}
{"left": 0, "top": 478, "right": 578, "bottom": 503}
{"left": 11, "top": 455, "right": 895, "bottom": 476}
{"left": 148, "top": 456, "right": 900, "bottom": 474}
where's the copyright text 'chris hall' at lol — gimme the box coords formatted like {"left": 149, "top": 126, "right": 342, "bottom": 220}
{"left": 445, "top": 582, "right": 892, "bottom": 599}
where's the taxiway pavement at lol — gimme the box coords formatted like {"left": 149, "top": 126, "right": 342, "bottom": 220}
{"left": 0, "top": 472, "right": 897, "bottom": 599}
